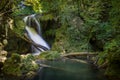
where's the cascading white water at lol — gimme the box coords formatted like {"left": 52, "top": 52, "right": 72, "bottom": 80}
{"left": 24, "top": 14, "right": 50, "bottom": 55}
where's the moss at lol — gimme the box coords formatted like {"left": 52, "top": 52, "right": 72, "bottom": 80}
{"left": 97, "top": 52, "right": 107, "bottom": 65}
{"left": 51, "top": 16, "right": 94, "bottom": 53}
{"left": 2, "top": 53, "right": 39, "bottom": 77}
{"left": 98, "top": 38, "right": 120, "bottom": 79}
{"left": 52, "top": 25, "right": 68, "bottom": 52}
{"left": 20, "top": 54, "right": 39, "bottom": 73}
{"left": 2, "top": 53, "right": 22, "bottom": 76}
{"left": 38, "top": 51, "right": 61, "bottom": 60}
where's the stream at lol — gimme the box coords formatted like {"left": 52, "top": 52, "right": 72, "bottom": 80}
{"left": 33, "top": 59, "right": 107, "bottom": 80}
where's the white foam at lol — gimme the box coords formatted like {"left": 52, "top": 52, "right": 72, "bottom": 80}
{"left": 24, "top": 14, "right": 50, "bottom": 55}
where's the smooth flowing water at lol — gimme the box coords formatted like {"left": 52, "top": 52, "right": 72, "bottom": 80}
{"left": 24, "top": 14, "right": 50, "bottom": 55}
{"left": 33, "top": 60, "right": 107, "bottom": 80}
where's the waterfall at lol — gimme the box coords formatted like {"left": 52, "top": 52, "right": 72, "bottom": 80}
{"left": 24, "top": 14, "right": 50, "bottom": 55}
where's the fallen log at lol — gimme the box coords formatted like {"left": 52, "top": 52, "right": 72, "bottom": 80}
{"left": 38, "top": 63, "right": 73, "bottom": 72}
{"left": 62, "top": 52, "right": 98, "bottom": 57}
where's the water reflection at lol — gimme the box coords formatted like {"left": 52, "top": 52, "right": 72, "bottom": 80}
{"left": 33, "top": 60, "right": 107, "bottom": 80}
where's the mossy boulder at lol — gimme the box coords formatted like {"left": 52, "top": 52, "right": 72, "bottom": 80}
{"left": 2, "top": 53, "right": 39, "bottom": 77}
{"left": 2, "top": 53, "right": 21, "bottom": 76}
{"left": 20, "top": 54, "right": 39, "bottom": 73}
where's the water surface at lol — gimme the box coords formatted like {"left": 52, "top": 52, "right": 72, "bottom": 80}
{"left": 34, "top": 59, "right": 107, "bottom": 80}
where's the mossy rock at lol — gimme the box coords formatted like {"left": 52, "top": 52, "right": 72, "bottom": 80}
{"left": 20, "top": 54, "right": 39, "bottom": 73}
{"left": 2, "top": 53, "right": 39, "bottom": 77}
{"left": 38, "top": 51, "right": 61, "bottom": 60}
{"left": 2, "top": 53, "right": 22, "bottom": 76}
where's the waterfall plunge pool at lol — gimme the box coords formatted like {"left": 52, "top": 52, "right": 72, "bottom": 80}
{"left": 33, "top": 59, "right": 107, "bottom": 80}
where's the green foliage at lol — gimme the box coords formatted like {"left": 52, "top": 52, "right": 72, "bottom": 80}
{"left": 104, "top": 37, "right": 120, "bottom": 78}
{"left": 2, "top": 53, "right": 39, "bottom": 76}
{"left": 13, "top": 6, "right": 35, "bottom": 16}
{"left": 41, "top": 0, "right": 60, "bottom": 13}
{"left": 12, "top": 0, "right": 42, "bottom": 15}
{"left": 80, "top": 0, "right": 102, "bottom": 22}
{"left": 97, "top": 52, "right": 107, "bottom": 65}
{"left": 109, "top": 0, "right": 120, "bottom": 30}
{"left": 58, "top": 2, "right": 76, "bottom": 25}
{"left": 21, "top": 54, "right": 39, "bottom": 73}
{"left": 96, "top": 0, "right": 120, "bottom": 78}
{"left": 24, "top": 0, "right": 42, "bottom": 13}
{"left": 1, "top": 0, "right": 120, "bottom": 79}
{"left": 44, "top": 0, "right": 119, "bottom": 78}
{"left": 52, "top": 25, "right": 69, "bottom": 52}
{"left": 2, "top": 53, "right": 21, "bottom": 76}
{"left": 13, "top": 17, "right": 25, "bottom": 35}
{"left": 40, "top": 14, "right": 54, "bottom": 21}
{"left": 38, "top": 51, "right": 61, "bottom": 60}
